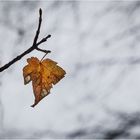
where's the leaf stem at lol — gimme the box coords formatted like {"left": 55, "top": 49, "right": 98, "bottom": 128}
{"left": 41, "top": 53, "right": 48, "bottom": 62}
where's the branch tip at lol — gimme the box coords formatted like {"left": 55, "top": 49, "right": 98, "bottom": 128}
{"left": 48, "top": 34, "right": 51, "bottom": 38}
{"left": 39, "top": 8, "right": 42, "bottom": 16}
{"left": 36, "top": 47, "right": 51, "bottom": 54}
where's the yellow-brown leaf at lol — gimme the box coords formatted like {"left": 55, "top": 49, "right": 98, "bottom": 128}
{"left": 23, "top": 57, "right": 66, "bottom": 107}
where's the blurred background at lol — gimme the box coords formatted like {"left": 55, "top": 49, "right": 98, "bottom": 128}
{"left": 0, "top": 1, "right": 140, "bottom": 139}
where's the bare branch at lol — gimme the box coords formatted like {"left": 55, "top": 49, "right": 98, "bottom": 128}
{"left": 37, "top": 34, "right": 51, "bottom": 46}
{"left": 33, "top": 8, "right": 42, "bottom": 46}
{"left": 36, "top": 47, "right": 51, "bottom": 54}
{"left": 0, "top": 8, "right": 51, "bottom": 72}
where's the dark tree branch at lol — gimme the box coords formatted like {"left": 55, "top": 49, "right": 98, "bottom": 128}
{"left": 36, "top": 34, "right": 51, "bottom": 46}
{"left": 36, "top": 47, "right": 51, "bottom": 54}
{"left": 33, "top": 8, "right": 42, "bottom": 46}
{"left": 0, "top": 8, "right": 51, "bottom": 72}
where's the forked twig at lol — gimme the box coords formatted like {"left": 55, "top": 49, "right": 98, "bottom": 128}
{"left": 0, "top": 8, "right": 51, "bottom": 72}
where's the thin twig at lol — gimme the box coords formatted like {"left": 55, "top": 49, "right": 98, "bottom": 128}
{"left": 36, "top": 34, "right": 51, "bottom": 46}
{"left": 36, "top": 47, "right": 51, "bottom": 54}
{"left": 33, "top": 8, "right": 42, "bottom": 46}
{"left": 0, "top": 8, "right": 51, "bottom": 72}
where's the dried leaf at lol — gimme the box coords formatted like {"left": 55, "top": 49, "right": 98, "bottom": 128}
{"left": 23, "top": 57, "right": 66, "bottom": 107}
